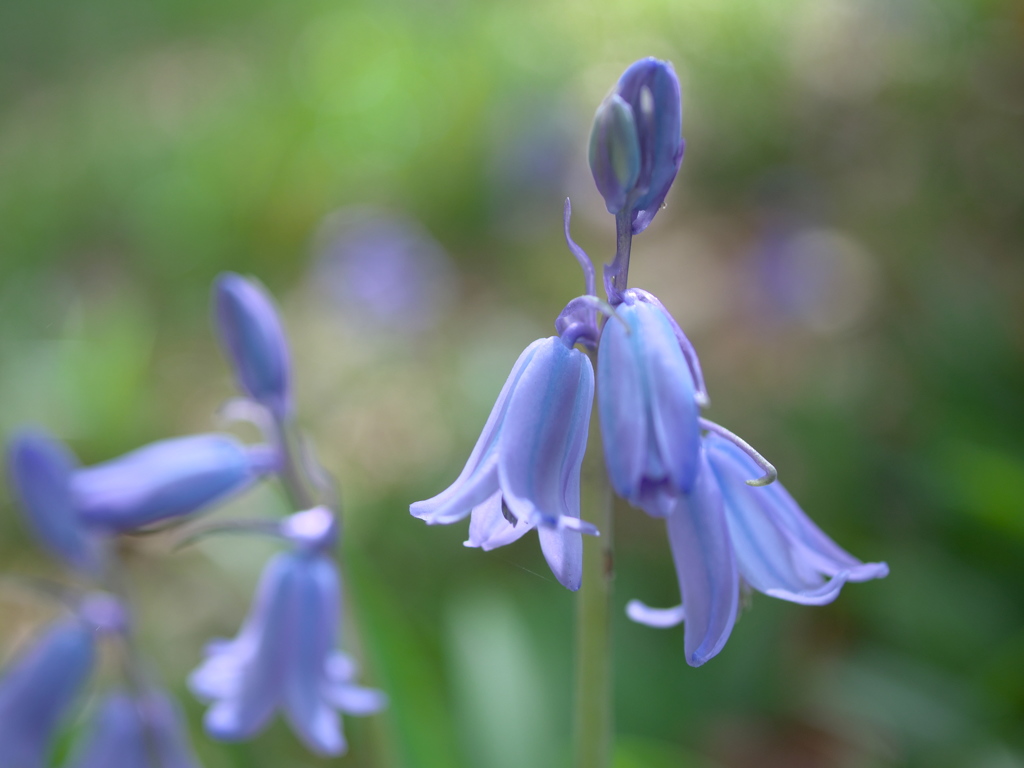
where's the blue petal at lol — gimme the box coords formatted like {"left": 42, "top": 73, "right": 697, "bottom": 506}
{"left": 537, "top": 526, "right": 584, "bottom": 591}
{"left": 598, "top": 307, "right": 648, "bottom": 500}
{"left": 588, "top": 94, "right": 641, "bottom": 214}
{"left": 0, "top": 619, "right": 95, "bottom": 768}
{"left": 74, "top": 434, "right": 263, "bottom": 531}
{"left": 283, "top": 554, "right": 344, "bottom": 756}
{"left": 625, "top": 600, "right": 685, "bottom": 628}
{"left": 465, "top": 491, "right": 532, "bottom": 551}
{"left": 193, "top": 553, "right": 295, "bottom": 741}
{"left": 213, "top": 273, "right": 292, "bottom": 417}
{"left": 64, "top": 691, "right": 146, "bottom": 768}
{"left": 664, "top": 450, "right": 739, "bottom": 666}
{"left": 6, "top": 430, "right": 97, "bottom": 573}
{"left": 633, "top": 301, "right": 700, "bottom": 495}
{"left": 615, "top": 58, "right": 684, "bottom": 234}
{"left": 411, "top": 339, "right": 546, "bottom": 523}
{"left": 706, "top": 434, "right": 888, "bottom": 604}
{"left": 144, "top": 690, "right": 203, "bottom": 768}
{"left": 499, "top": 337, "right": 593, "bottom": 527}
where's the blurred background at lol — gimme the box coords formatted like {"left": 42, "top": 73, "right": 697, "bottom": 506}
{"left": 1, "top": 0, "right": 1022, "bottom": 765}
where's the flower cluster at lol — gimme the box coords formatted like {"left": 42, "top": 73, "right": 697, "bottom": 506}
{"left": 412, "top": 57, "right": 887, "bottom": 666}
{"left": 2, "top": 273, "right": 384, "bottom": 764}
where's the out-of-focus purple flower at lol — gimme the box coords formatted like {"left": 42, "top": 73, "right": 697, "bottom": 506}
{"left": 8, "top": 429, "right": 275, "bottom": 540}
{"left": 312, "top": 208, "right": 454, "bottom": 334}
{"left": 73, "top": 433, "right": 276, "bottom": 532}
{"left": 189, "top": 509, "right": 385, "bottom": 756}
{"left": 589, "top": 58, "right": 683, "bottom": 234}
{"left": 214, "top": 273, "right": 292, "bottom": 417}
{"left": 66, "top": 688, "right": 201, "bottom": 768}
{"left": 6, "top": 430, "right": 99, "bottom": 573}
{"left": 0, "top": 617, "right": 96, "bottom": 768}
{"left": 597, "top": 290, "right": 706, "bottom": 518}
{"left": 410, "top": 337, "right": 598, "bottom": 591}
{"left": 626, "top": 435, "right": 889, "bottom": 666}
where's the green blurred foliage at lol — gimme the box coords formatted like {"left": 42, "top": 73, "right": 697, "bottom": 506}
{"left": 1, "top": 0, "right": 1023, "bottom": 766}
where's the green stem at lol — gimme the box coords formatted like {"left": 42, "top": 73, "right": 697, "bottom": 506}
{"left": 573, "top": 350, "right": 614, "bottom": 768}
{"left": 271, "top": 414, "right": 315, "bottom": 511}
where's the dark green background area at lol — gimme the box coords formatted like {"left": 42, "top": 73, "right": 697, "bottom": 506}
{"left": 1, "top": 0, "right": 1022, "bottom": 766}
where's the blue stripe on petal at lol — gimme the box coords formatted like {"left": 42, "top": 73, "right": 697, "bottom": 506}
{"left": 598, "top": 307, "right": 647, "bottom": 499}
{"left": 665, "top": 450, "right": 738, "bottom": 666}
{"left": 635, "top": 302, "right": 700, "bottom": 494}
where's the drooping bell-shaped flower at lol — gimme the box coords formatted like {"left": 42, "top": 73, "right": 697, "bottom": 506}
{"left": 705, "top": 433, "right": 890, "bottom": 604}
{"left": 589, "top": 57, "right": 683, "bottom": 234}
{"left": 8, "top": 429, "right": 277, "bottom": 538}
{"left": 0, "top": 615, "right": 99, "bottom": 768}
{"left": 213, "top": 272, "right": 292, "bottom": 418}
{"left": 65, "top": 688, "right": 201, "bottom": 768}
{"left": 626, "top": 435, "right": 889, "bottom": 666}
{"left": 410, "top": 336, "right": 598, "bottom": 591}
{"left": 189, "top": 508, "right": 386, "bottom": 756}
{"left": 6, "top": 430, "right": 99, "bottom": 573}
{"left": 597, "top": 289, "right": 706, "bottom": 518}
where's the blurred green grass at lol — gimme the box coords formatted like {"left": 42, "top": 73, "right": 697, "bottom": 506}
{"left": 1, "top": 0, "right": 1023, "bottom": 766}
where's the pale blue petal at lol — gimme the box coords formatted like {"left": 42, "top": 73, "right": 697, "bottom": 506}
{"left": 465, "top": 491, "right": 532, "bottom": 551}
{"left": 323, "top": 685, "right": 388, "bottom": 717}
{"left": 64, "top": 692, "right": 146, "bottom": 768}
{"left": 499, "top": 337, "right": 593, "bottom": 528}
{"left": 537, "top": 525, "right": 583, "bottom": 591}
{"left": 665, "top": 451, "right": 738, "bottom": 666}
{"left": 283, "top": 554, "right": 344, "bottom": 756}
{"left": 706, "top": 434, "right": 888, "bottom": 604}
{"left": 410, "top": 339, "right": 545, "bottom": 521}
{"left": 196, "top": 553, "right": 295, "bottom": 741}
{"left": 625, "top": 600, "right": 686, "bottom": 628}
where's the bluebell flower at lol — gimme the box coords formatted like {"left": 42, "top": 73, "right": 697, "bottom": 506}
{"left": 214, "top": 272, "right": 292, "bottom": 418}
{"left": 0, "top": 615, "right": 98, "bottom": 768}
{"left": 597, "top": 289, "right": 708, "bottom": 518}
{"left": 589, "top": 57, "right": 683, "bottom": 234}
{"left": 410, "top": 336, "right": 598, "bottom": 591}
{"left": 626, "top": 434, "right": 889, "bottom": 666}
{"left": 189, "top": 508, "right": 386, "bottom": 756}
{"left": 65, "top": 689, "right": 200, "bottom": 768}
{"left": 6, "top": 430, "right": 99, "bottom": 573}
{"left": 8, "top": 429, "right": 276, "bottom": 537}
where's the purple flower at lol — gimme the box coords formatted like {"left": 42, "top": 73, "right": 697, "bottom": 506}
{"left": 189, "top": 508, "right": 386, "bottom": 756}
{"left": 627, "top": 434, "right": 889, "bottom": 666}
{"left": 597, "top": 290, "right": 707, "bottom": 518}
{"left": 6, "top": 430, "right": 99, "bottom": 573}
{"left": 214, "top": 272, "right": 292, "bottom": 418}
{"left": 0, "top": 618, "right": 96, "bottom": 768}
{"left": 66, "top": 689, "right": 201, "bottom": 768}
{"left": 8, "top": 429, "right": 276, "bottom": 539}
{"left": 410, "top": 336, "right": 598, "bottom": 591}
{"left": 589, "top": 58, "right": 684, "bottom": 234}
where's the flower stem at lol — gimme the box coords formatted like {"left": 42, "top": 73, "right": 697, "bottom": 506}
{"left": 574, "top": 350, "right": 614, "bottom": 768}
{"left": 271, "top": 414, "right": 315, "bottom": 511}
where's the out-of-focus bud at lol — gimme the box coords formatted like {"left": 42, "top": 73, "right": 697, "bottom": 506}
{"left": 589, "top": 94, "right": 641, "bottom": 216}
{"left": 588, "top": 58, "right": 684, "bottom": 234}
{"left": 74, "top": 434, "right": 277, "bottom": 532}
{"left": 6, "top": 430, "right": 98, "bottom": 574}
{"left": 213, "top": 273, "right": 292, "bottom": 417}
